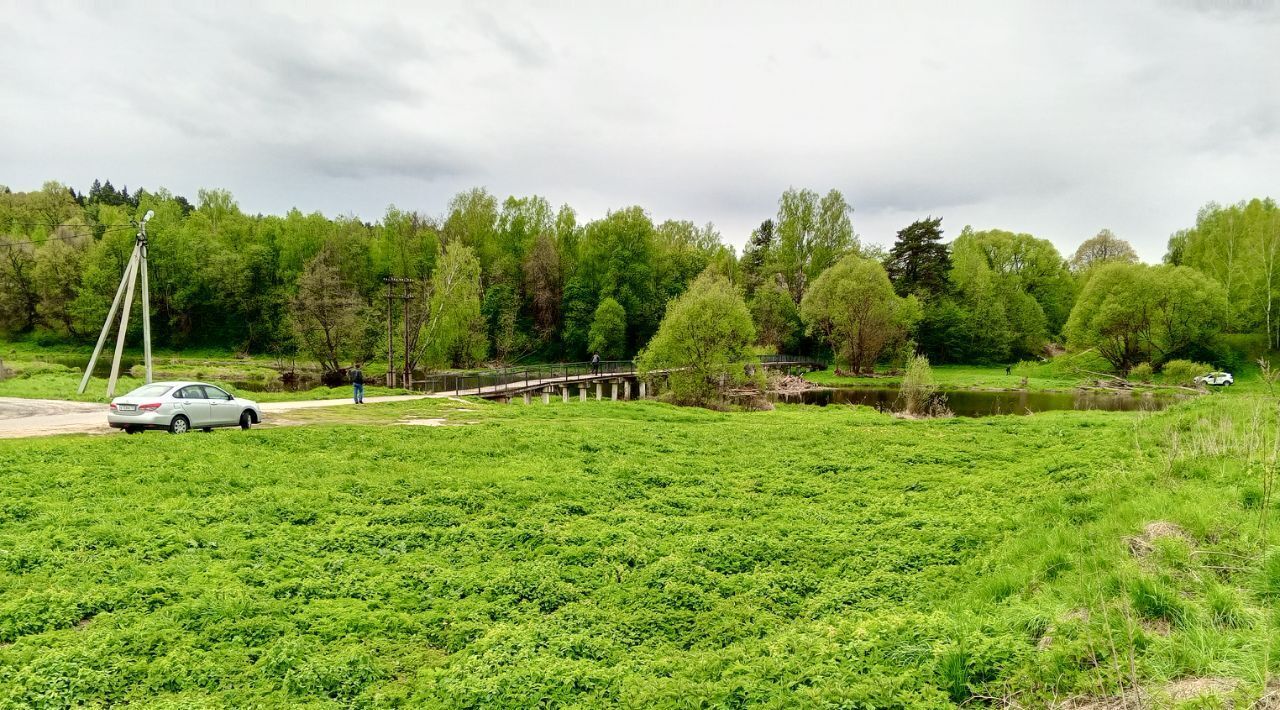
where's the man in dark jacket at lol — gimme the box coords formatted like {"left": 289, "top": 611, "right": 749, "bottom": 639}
{"left": 591, "top": 352, "right": 601, "bottom": 375}
{"left": 351, "top": 363, "right": 365, "bottom": 404}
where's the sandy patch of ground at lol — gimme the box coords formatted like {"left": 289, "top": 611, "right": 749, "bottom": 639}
{"left": 399, "top": 418, "right": 447, "bottom": 426}
{"left": 1126, "top": 521, "right": 1193, "bottom": 558}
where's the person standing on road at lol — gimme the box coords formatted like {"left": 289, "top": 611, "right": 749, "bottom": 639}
{"left": 591, "top": 352, "right": 601, "bottom": 376}
{"left": 351, "top": 363, "right": 365, "bottom": 404}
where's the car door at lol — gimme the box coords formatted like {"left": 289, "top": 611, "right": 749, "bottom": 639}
{"left": 201, "top": 385, "right": 236, "bottom": 425}
{"left": 175, "top": 386, "right": 211, "bottom": 426}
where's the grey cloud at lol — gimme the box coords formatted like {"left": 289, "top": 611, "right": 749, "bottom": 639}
{"left": 284, "top": 137, "right": 475, "bottom": 181}
{"left": 471, "top": 8, "right": 553, "bottom": 68}
{"left": 1, "top": 0, "right": 1277, "bottom": 264}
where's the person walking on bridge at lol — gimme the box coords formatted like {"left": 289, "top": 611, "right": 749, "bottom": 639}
{"left": 350, "top": 363, "right": 365, "bottom": 404}
{"left": 591, "top": 352, "right": 601, "bottom": 376}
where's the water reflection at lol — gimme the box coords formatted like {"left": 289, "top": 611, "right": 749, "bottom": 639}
{"left": 774, "top": 387, "right": 1183, "bottom": 417}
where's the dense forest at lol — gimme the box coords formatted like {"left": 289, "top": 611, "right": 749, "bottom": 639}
{"left": 0, "top": 180, "right": 1276, "bottom": 374}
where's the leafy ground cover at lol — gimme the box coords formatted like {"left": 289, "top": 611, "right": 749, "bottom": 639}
{"left": 1, "top": 395, "right": 1277, "bottom": 707}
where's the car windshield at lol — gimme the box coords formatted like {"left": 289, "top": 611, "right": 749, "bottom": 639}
{"left": 125, "top": 384, "right": 174, "bottom": 398}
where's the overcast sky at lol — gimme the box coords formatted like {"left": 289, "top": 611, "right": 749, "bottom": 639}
{"left": 1, "top": 1, "right": 1277, "bottom": 261}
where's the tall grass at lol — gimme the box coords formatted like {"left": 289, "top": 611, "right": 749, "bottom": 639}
{"left": 898, "top": 354, "right": 950, "bottom": 417}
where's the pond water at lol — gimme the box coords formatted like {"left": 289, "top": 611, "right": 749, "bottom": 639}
{"left": 49, "top": 355, "right": 139, "bottom": 377}
{"left": 226, "top": 374, "right": 322, "bottom": 392}
{"left": 774, "top": 387, "right": 1185, "bottom": 417}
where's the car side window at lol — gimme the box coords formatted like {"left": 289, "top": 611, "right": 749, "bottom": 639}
{"left": 202, "top": 386, "right": 229, "bottom": 400}
{"left": 176, "top": 386, "right": 195, "bottom": 399}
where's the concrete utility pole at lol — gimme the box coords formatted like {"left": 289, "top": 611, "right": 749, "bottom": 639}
{"left": 79, "top": 210, "right": 154, "bottom": 398}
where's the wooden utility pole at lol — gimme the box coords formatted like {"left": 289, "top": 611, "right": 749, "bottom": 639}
{"left": 383, "top": 278, "right": 396, "bottom": 387}
{"left": 383, "top": 277, "right": 413, "bottom": 387}
{"left": 402, "top": 280, "right": 413, "bottom": 389}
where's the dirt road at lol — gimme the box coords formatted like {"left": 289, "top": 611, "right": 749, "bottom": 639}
{"left": 0, "top": 394, "right": 438, "bottom": 439}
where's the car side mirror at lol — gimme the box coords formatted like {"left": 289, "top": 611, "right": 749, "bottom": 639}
{"left": 226, "top": 394, "right": 234, "bottom": 400}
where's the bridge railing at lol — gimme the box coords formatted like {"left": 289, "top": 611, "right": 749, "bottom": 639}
{"left": 414, "top": 360, "right": 636, "bottom": 395}
{"left": 413, "top": 355, "right": 823, "bottom": 395}
{"left": 758, "top": 354, "right": 826, "bottom": 368}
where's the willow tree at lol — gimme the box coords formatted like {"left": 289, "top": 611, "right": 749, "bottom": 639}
{"left": 417, "top": 242, "right": 487, "bottom": 369}
{"left": 1065, "top": 262, "right": 1227, "bottom": 372}
{"left": 800, "top": 254, "right": 920, "bottom": 374}
{"left": 637, "top": 273, "right": 756, "bottom": 406}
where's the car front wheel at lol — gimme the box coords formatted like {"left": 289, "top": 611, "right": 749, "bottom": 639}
{"left": 240, "top": 411, "right": 253, "bottom": 430}
{"left": 169, "top": 415, "right": 190, "bottom": 435}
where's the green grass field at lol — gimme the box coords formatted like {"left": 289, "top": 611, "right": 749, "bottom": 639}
{"left": 1, "top": 395, "right": 1276, "bottom": 707}
{"left": 0, "top": 344, "right": 409, "bottom": 403}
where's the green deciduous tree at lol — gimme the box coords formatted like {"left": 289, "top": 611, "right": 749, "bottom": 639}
{"left": 523, "top": 233, "right": 562, "bottom": 343}
{"left": 1065, "top": 262, "right": 1227, "bottom": 372}
{"left": 577, "top": 207, "right": 657, "bottom": 351}
{"left": 482, "top": 283, "right": 528, "bottom": 365}
{"left": 0, "top": 237, "right": 39, "bottom": 334}
{"left": 289, "top": 252, "right": 375, "bottom": 373}
{"left": 587, "top": 297, "right": 626, "bottom": 360}
{"left": 1070, "top": 229, "right": 1138, "bottom": 273}
{"left": 33, "top": 232, "right": 89, "bottom": 336}
{"left": 946, "top": 227, "right": 1074, "bottom": 361}
{"left": 1174, "top": 199, "right": 1280, "bottom": 347}
{"left": 800, "top": 254, "right": 920, "bottom": 374}
{"left": 774, "top": 188, "right": 857, "bottom": 303}
{"left": 748, "top": 279, "right": 801, "bottom": 352}
{"left": 637, "top": 273, "right": 756, "bottom": 406}
{"left": 419, "top": 242, "right": 487, "bottom": 368}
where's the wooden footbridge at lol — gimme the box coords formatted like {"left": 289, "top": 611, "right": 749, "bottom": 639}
{"left": 412, "top": 355, "right": 825, "bottom": 402}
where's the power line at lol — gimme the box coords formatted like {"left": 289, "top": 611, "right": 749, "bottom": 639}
{"left": 0, "top": 224, "right": 138, "bottom": 249}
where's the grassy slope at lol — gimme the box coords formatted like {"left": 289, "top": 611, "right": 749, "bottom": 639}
{"left": 1, "top": 397, "right": 1276, "bottom": 707}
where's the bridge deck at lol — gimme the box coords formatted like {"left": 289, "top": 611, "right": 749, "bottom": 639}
{"left": 423, "top": 358, "right": 822, "bottom": 399}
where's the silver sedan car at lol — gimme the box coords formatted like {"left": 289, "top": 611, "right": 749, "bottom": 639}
{"left": 108, "top": 381, "right": 263, "bottom": 434}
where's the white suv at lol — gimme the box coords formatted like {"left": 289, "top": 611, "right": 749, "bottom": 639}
{"left": 1195, "top": 372, "right": 1234, "bottom": 387}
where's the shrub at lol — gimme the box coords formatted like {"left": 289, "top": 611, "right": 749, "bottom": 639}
{"left": 1161, "top": 359, "right": 1211, "bottom": 387}
{"left": 636, "top": 273, "right": 757, "bottom": 407}
{"left": 899, "top": 354, "right": 948, "bottom": 417}
{"left": 1127, "top": 362, "right": 1153, "bottom": 383}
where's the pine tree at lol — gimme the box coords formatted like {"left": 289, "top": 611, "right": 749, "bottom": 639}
{"left": 886, "top": 217, "right": 950, "bottom": 298}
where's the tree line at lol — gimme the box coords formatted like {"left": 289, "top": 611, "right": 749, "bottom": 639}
{"left": 0, "top": 180, "right": 1275, "bottom": 376}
